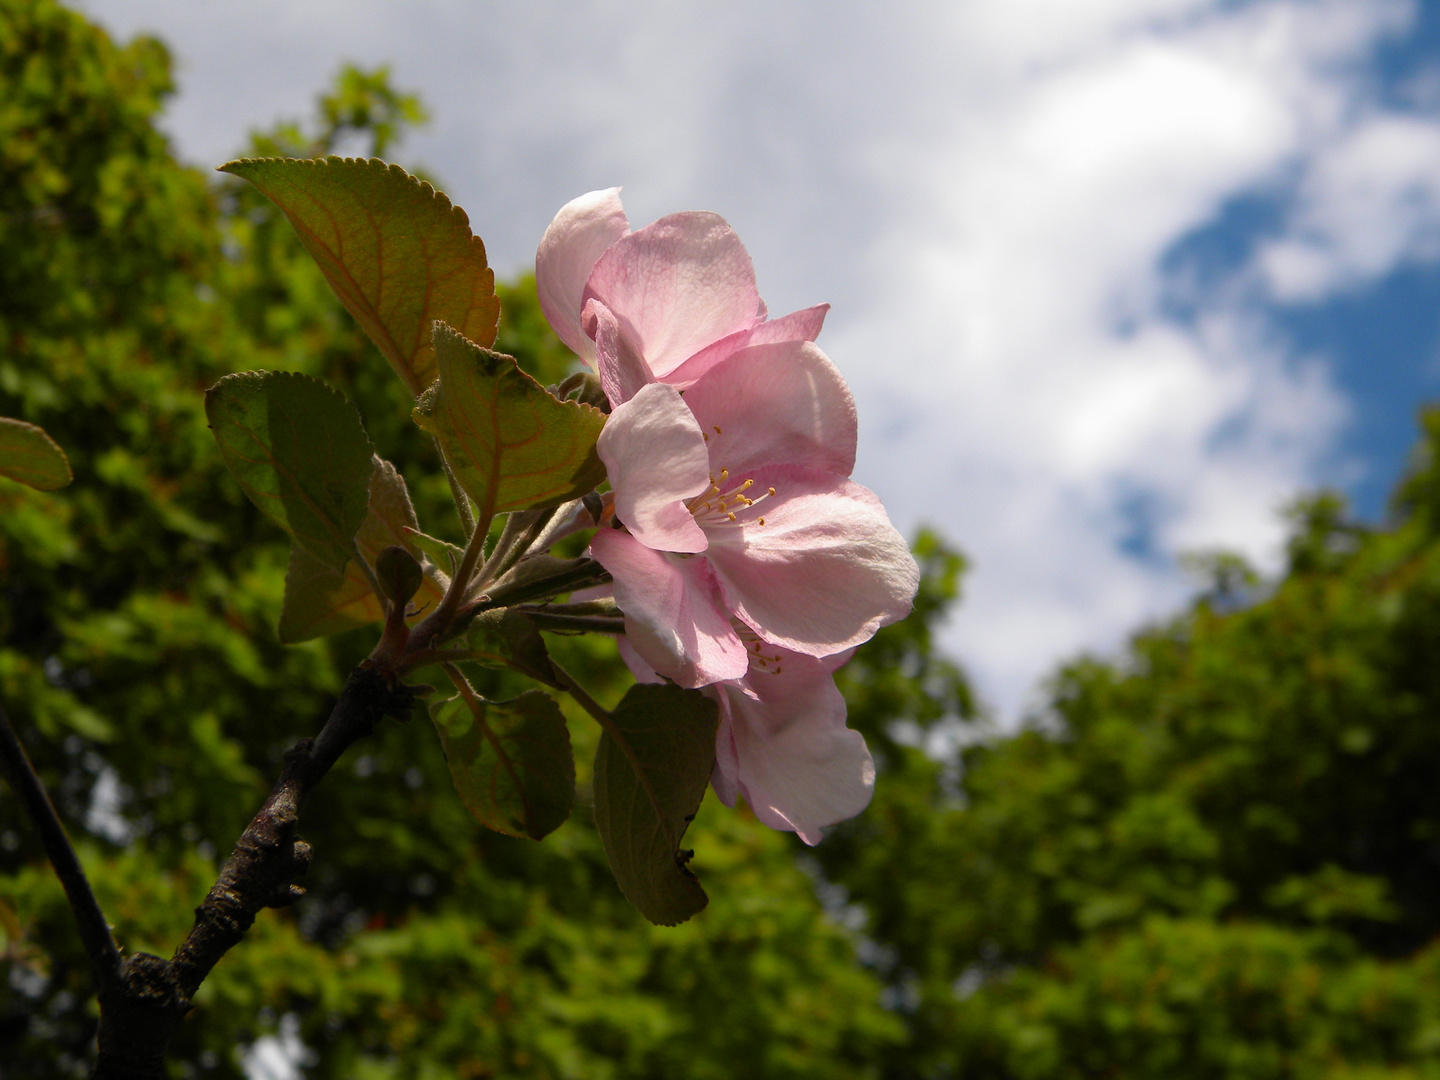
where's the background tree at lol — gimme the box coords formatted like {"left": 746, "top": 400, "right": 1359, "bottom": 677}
{"left": 816, "top": 416, "right": 1440, "bottom": 1079}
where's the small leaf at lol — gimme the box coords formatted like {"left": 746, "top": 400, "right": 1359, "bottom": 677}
{"left": 463, "top": 608, "right": 560, "bottom": 688}
{"left": 206, "top": 371, "right": 373, "bottom": 573}
{"left": 375, "top": 546, "right": 423, "bottom": 606}
{"left": 278, "top": 549, "right": 377, "bottom": 644}
{"left": 432, "top": 688, "right": 574, "bottom": 840}
{"left": 413, "top": 323, "right": 606, "bottom": 518}
{"left": 593, "top": 683, "right": 718, "bottom": 926}
{"left": 403, "top": 526, "right": 463, "bottom": 575}
{"left": 278, "top": 456, "right": 447, "bottom": 643}
{"left": 0, "top": 418, "right": 72, "bottom": 490}
{"left": 219, "top": 156, "right": 500, "bottom": 396}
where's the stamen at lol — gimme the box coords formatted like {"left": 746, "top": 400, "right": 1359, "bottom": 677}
{"left": 687, "top": 468, "right": 778, "bottom": 527}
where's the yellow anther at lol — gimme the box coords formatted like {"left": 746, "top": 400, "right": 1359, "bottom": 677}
{"left": 719, "top": 468, "right": 729, "bottom": 481}
{"left": 757, "top": 517, "right": 765, "bottom": 526}
{"left": 714, "top": 425, "right": 723, "bottom": 435}
{"left": 767, "top": 487, "right": 776, "bottom": 496}
{"left": 727, "top": 512, "right": 736, "bottom": 521}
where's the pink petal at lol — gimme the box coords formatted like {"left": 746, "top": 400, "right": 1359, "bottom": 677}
{"left": 583, "top": 211, "right": 761, "bottom": 379}
{"left": 685, "top": 340, "right": 857, "bottom": 479}
{"left": 708, "top": 698, "right": 743, "bottom": 807}
{"left": 617, "top": 637, "right": 665, "bottom": 684}
{"left": 536, "top": 188, "right": 630, "bottom": 364}
{"left": 661, "top": 303, "right": 832, "bottom": 389}
{"left": 585, "top": 298, "right": 656, "bottom": 407}
{"left": 718, "top": 647, "right": 873, "bottom": 844}
{"left": 598, "top": 383, "right": 710, "bottom": 553}
{"left": 750, "top": 303, "right": 829, "bottom": 346}
{"left": 590, "top": 529, "right": 748, "bottom": 687}
{"left": 704, "top": 466, "right": 919, "bottom": 656}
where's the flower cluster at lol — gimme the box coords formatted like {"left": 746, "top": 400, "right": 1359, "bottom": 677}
{"left": 537, "top": 189, "right": 919, "bottom": 844}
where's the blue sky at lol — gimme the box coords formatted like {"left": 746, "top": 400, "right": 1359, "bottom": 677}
{"left": 78, "top": 0, "right": 1440, "bottom": 720}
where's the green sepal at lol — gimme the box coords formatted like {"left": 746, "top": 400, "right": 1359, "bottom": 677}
{"left": 431, "top": 688, "right": 575, "bottom": 840}
{"left": 413, "top": 323, "right": 606, "bottom": 518}
{"left": 593, "top": 683, "right": 718, "bottom": 926}
{"left": 218, "top": 156, "right": 499, "bottom": 396}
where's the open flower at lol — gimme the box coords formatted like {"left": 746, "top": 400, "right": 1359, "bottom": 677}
{"left": 589, "top": 339, "right": 918, "bottom": 687}
{"left": 621, "top": 633, "right": 873, "bottom": 846}
{"left": 535, "top": 188, "right": 828, "bottom": 406}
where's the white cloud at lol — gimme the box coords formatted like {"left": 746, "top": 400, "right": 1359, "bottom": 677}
{"left": 838, "top": 0, "right": 1411, "bottom": 715}
{"left": 1262, "top": 114, "right": 1440, "bottom": 299}
{"left": 78, "top": 0, "right": 1439, "bottom": 720}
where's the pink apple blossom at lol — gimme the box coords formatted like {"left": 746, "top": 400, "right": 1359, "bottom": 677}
{"left": 535, "top": 188, "right": 828, "bottom": 407}
{"left": 589, "top": 338, "right": 918, "bottom": 688}
{"left": 621, "top": 634, "right": 873, "bottom": 845}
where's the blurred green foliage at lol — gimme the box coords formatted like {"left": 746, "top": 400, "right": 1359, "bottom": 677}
{"left": 11, "top": 3, "right": 1440, "bottom": 1079}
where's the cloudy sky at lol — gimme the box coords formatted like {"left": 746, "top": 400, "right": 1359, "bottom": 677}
{"left": 80, "top": 0, "right": 1440, "bottom": 721}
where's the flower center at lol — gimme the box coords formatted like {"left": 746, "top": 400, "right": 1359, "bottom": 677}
{"left": 734, "top": 621, "right": 785, "bottom": 676}
{"left": 685, "top": 466, "right": 775, "bottom": 528}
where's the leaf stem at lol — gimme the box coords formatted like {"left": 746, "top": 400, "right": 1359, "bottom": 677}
{"left": 551, "top": 665, "right": 689, "bottom": 857}
{"left": 433, "top": 435, "right": 476, "bottom": 537}
{"left": 549, "top": 662, "right": 611, "bottom": 725}
{"left": 351, "top": 538, "right": 388, "bottom": 611}
{"left": 549, "top": 662, "right": 649, "bottom": 779}
{"left": 471, "top": 508, "right": 544, "bottom": 594}
{"left": 0, "top": 698, "right": 122, "bottom": 993}
{"left": 414, "top": 504, "right": 493, "bottom": 649}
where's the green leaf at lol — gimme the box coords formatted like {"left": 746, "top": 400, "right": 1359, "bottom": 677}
{"left": 278, "top": 548, "right": 378, "bottom": 644}
{"left": 404, "top": 527, "right": 463, "bottom": 575}
{"left": 278, "top": 455, "right": 448, "bottom": 644}
{"left": 431, "top": 688, "right": 574, "bottom": 840}
{"left": 0, "top": 417, "right": 72, "bottom": 491}
{"left": 461, "top": 608, "right": 561, "bottom": 688}
{"left": 218, "top": 156, "right": 500, "bottom": 396}
{"left": 593, "top": 683, "right": 719, "bottom": 926}
{"left": 413, "top": 323, "right": 606, "bottom": 518}
{"left": 206, "top": 370, "right": 374, "bottom": 573}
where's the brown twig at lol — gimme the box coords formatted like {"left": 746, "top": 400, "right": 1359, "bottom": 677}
{"left": 0, "top": 698, "right": 122, "bottom": 993}
{"left": 88, "top": 662, "right": 410, "bottom": 1079}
